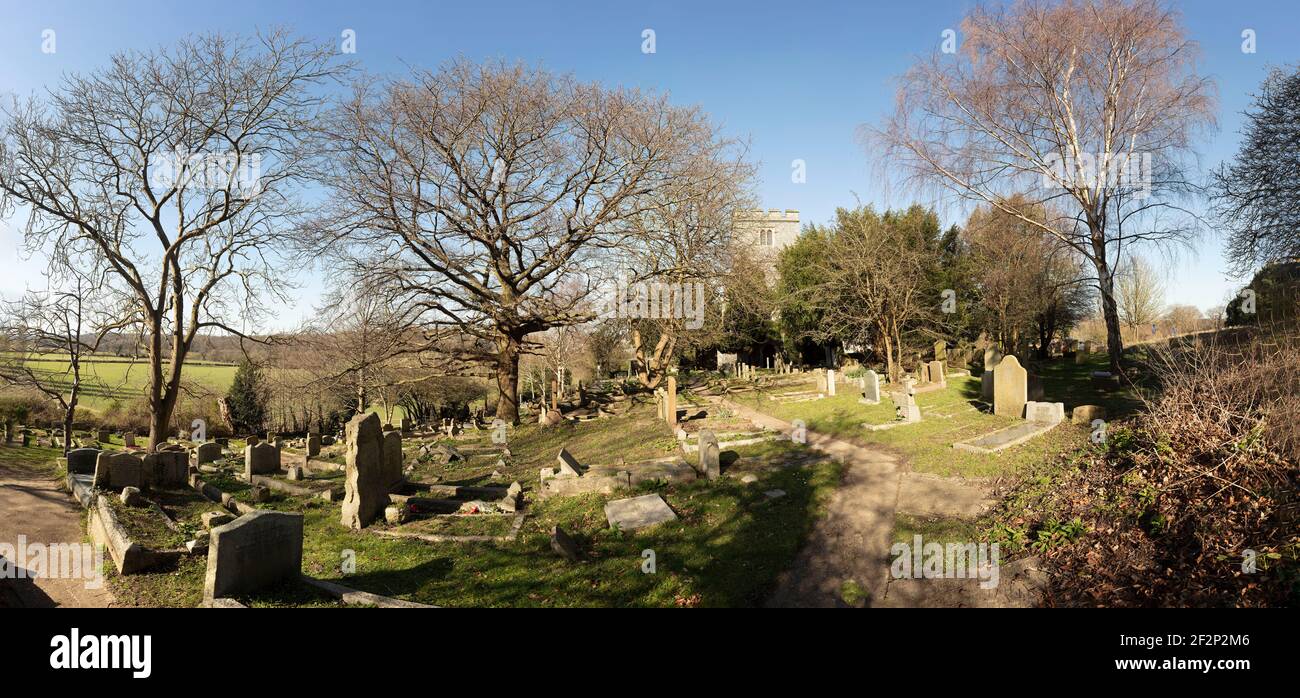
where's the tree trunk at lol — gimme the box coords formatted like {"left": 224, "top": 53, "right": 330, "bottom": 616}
{"left": 495, "top": 332, "right": 522, "bottom": 424}
{"left": 1091, "top": 241, "right": 1125, "bottom": 374}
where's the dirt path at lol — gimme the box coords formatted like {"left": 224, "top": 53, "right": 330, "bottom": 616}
{"left": 715, "top": 396, "right": 1044, "bottom": 608}
{"left": 717, "top": 398, "right": 903, "bottom": 607}
{"left": 0, "top": 462, "right": 116, "bottom": 608}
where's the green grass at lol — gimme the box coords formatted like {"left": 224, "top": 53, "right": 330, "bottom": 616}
{"left": 737, "top": 360, "right": 1135, "bottom": 479}
{"left": 0, "top": 443, "right": 65, "bottom": 479}
{"left": 892, "top": 512, "right": 982, "bottom": 545}
{"left": 0, "top": 352, "right": 237, "bottom": 412}
{"left": 102, "top": 416, "right": 844, "bottom": 607}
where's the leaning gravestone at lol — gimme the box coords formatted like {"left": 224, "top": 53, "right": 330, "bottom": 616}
{"left": 203, "top": 510, "right": 303, "bottom": 602}
{"left": 244, "top": 442, "right": 280, "bottom": 479}
{"left": 381, "top": 430, "right": 403, "bottom": 491}
{"left": 697, "top": 430, "right": 720, "bottom": 480}
{"left": 892, "top": 392, "right": 921, "bottom": 423}
{"left": 556, "top": 448, "right": 583, "bottom": 477}
{"left": 993, "top": 355, "right": 1028, "bottom": 419}
{"left": 341, "top": 412, "right": 386, "bottom": 530}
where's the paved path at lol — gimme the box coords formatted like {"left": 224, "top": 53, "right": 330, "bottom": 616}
{"left": 717, "top": 398, "right": 903, "bottom": 607}
{"left": 0, "top": 457, "right": 115, "bottom": 608}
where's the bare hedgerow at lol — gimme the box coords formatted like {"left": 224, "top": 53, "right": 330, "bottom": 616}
{"left": 995, "top": 328, "right": 1298, "bottom": 606}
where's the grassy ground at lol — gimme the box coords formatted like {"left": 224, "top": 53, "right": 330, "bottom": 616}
{"left": 96, "top": 403, "right": 844, "bottom": 607}
{"left": 737, "top": 356, "right": 1136, "bottom": 479}
{"left": 0, "top": 352, "right": 236, "bottom": 412}
{"left": 0, "top": 443, "right": 65, "bottom": 479}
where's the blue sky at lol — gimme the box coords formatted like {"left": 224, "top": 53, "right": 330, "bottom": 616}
{"left": 1, "top": 0, "right": 1295, "bottom": 329}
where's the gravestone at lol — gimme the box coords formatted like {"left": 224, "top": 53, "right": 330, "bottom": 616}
{"left": 145, "top": 451, "right": 189, "bottom": 487}
{"left": 203, "top": 510, "right": 303, "bottom": 602}
{"left": 2, "top": 419, "right": 10, "bottom": 444}
{"left": 827, "top": 369, "right": 837, "bottom": 396}
{"left": 1072, "top": 405, "right": 1107, "bottom": 425}
{"left": 816, "top": 369, "right": 828, "bottom": 394}
{"left": 556, "top": 448, "right": 583, "bottom": 477}
{"left": 67, "top": 448, "right": 101, "bottom": 475}
{"left": 928, "top": 360, "right": 946, "bottom": 388}
{"left": 934, "top": 340, "right": 946, "bottom": 361}
{"left": 1025, "top": 401, "right": 1065, "bottom": 425}
{"left": 381, "top": 430, "right": 403, "bottom": 491}
{"left": 342, "top": 412, "right": 386, "bottom": 530}
{"left": 195, "top": 442, "right": 222, "bottom": 465}
{"left": 604, "top": 493, "right": 678, "bottom": 530}
{"left": 306, "top": 432, "right": 321, "bottom": 457}
{"left": 860, "top": 370, "right": 881, "bottom": 404}
{"left": 891, "top": 392, "right": 921, "bottom": 423}
{"left": 93, "top": 451, "right": 143, "bottom": 490}
{"left": 123, "top": 433, "right": 135, "bottom": 448}
{"left": 697, "top": 429, "right": 720, "bottom": 480}
{"left": 550, "top": 526, "right": 580, "bottom": 561}
{"left": 993, "top": 355, "right": 1028, "bottom": 419}
{"left": 665, "top": 376, "right": 677, "bottom": 427}
{"left": 244, "top": 442, "right": 280, "bottom": 479}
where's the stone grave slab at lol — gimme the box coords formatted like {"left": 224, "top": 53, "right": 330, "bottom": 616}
{"left": 604, "top": 493, "right": 678, "bottom": 531}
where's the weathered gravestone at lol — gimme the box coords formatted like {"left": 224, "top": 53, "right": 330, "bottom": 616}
{"left": 827, "top": 369, "right": 837, "bottom": 396}
{"left": 145, "top": 450, "right": 189, "bottom": 488}
{"left": 381, "top": 430, "right": 404, "bottom": 491}
{"left": 306, "top": 432, "right": 321, "bottom": 457}
{"left": 928, "top": 360, "right": 946, "bottom": 388}
{"left": 665, "top": 376, "right": 678, "bottom": 427}
{"left": 1072, "top": 405, "right": 1107, "bottom": 425}
{"left": 891, "top": 392, "right": 922, "bottom": 423}
{"left": 934, "top": 340, "right": 947, "bottom": 361}
{"left": 341, "top": 412, "right": 386, "bottom": 530}
{"left": 203, "top": 510, "right": 303, "bottom": 602}
{"left": 244, "top": 442, "right": 280, "bottom": 479}
{"left": 1025, "top": 401, "right": 1065, "bottom": 425}
{"left": 860, "top": 370, "right": 881, "bottom": 404}
{"left": 604, "top": 493, "right": 678, "bottom": 530}
{"left": 697, "top": 429, "right": 720, "bottom": 480}
{"left": 993, "top": 355, "right": 1028, "bottom": 419}
{"left": 816, "top": 369, "right": 828, "bottom": 394}
{"left": 195, "top": 441, "right": 222, "bottom": 465}
{"left": 93, "top": 451, "right": 144, "bottom": 490}
{"left": 96, "top": 429, "right": 111, "bottom": 444}
{"left": 123, "top": 432, "right": 135, "bottom": 448}
{"left": 67, "top": 448, "right": 101, "bottom": 475}
{"left": 556, "top": 448, "right": 583, "bottom": 477}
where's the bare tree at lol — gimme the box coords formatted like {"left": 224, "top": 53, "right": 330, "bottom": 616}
{"left": 875, "top": 0, "right": 1216, "bottom": 373}
{"left": 1117, "top": 255, "right": 1166, "bottom": 335}
{"left": 1163, "top": 304, "right": 1203, "bottom": 335}
{"left": 0, "top": 31, "right": 347, "bottom": 450}
{"left": 1213, "top": 65, "right": 1300, "bottom": 278}
{"left": 310, "top": 58, "right": 745, "bottom": 423}
{"left": 0, "top": 261, "right": 130, "bottom": 453}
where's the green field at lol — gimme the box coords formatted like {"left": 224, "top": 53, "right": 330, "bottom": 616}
{"left": 0, "top": 353, "right": 237, "bottom": 412}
